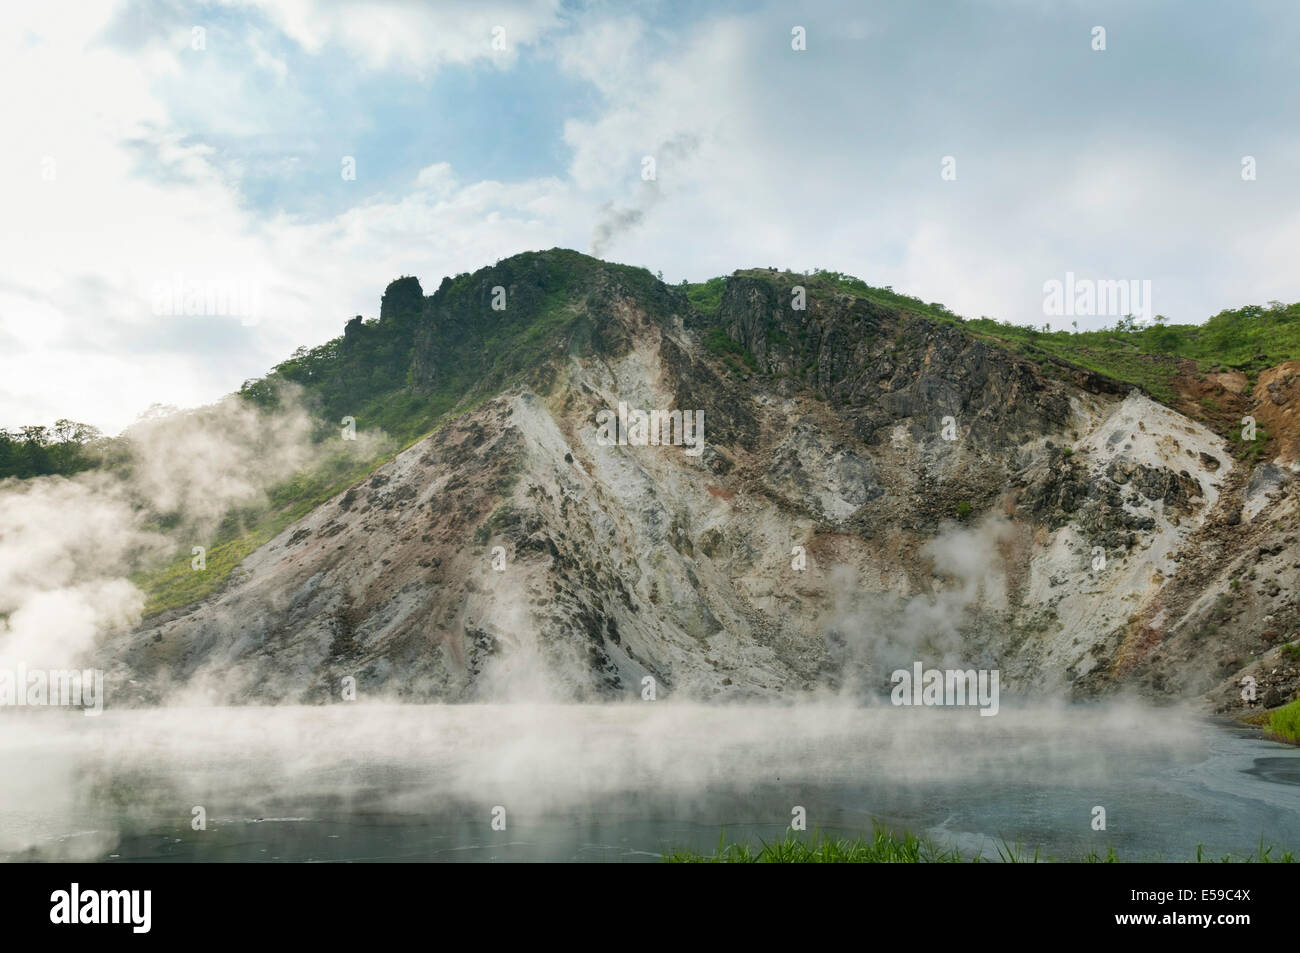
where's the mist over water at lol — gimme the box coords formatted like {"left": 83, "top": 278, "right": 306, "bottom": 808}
{"left": 2, "top": 702, "right": 1296, "bottom": 862}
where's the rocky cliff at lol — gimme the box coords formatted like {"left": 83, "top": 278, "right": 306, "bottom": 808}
{"left": 103, "top": 251, "right": 1300, "bottom": 714}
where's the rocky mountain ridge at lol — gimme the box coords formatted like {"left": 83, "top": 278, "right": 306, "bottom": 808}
{"left": 102, "top": 250, "right": 1300, "bottom": 714}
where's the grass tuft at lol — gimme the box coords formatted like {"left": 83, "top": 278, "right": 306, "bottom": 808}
{"left": 665, "top": 826, "right": 1295, "bottom": 863}
{"left": 1267, "top": 698, "right": 1300, "bottom": 745}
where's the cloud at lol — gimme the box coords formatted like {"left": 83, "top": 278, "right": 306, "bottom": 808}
{"left": 251, "top": 0, "right": 566, "bottom": 72}
{"left": 0, "top": 3, "right": 586, "bottom": 434}
{"left": 4, "top": 0, "right": 1300, "bottom": 437}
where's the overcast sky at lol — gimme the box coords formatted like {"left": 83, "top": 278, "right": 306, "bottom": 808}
{"left": 3, "top": 0, "right": 1298, "bottom": 435}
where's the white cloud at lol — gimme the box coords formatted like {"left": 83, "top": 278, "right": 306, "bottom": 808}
{"left": 0, "top": 1, "right": 587, "bottom": 434}
{"left": 3, "top": 0, "right": 1300, "bottom": 435}
{"left": 249, "top": 0, "right": 565, "bottom": 72}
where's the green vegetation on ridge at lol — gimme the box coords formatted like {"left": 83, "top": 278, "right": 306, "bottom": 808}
{"left": 966, "top": 300, "right": 1300, "bottom": 403}
{"left": 238, "top": 250, "right": 664, "bottom": 446}
{"left": 687, "top": 267, "right": 1300, "bottom": 406}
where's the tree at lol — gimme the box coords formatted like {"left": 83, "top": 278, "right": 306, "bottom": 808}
{"left": 1150, "top": 324, "right": 1183, "bottom": 353}
{"left": 0, "top": 420, "right": 103, "bottom": 478}
{"left": 52, "top": 419, "right": 100, "bottom": 444}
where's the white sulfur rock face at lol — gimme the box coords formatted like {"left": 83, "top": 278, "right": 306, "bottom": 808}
{"left": 1073, "top": 392, "right": 1232, "bottom": 506}
{"left": 1022, "top": 392, "right": 1235, "bottom": 688}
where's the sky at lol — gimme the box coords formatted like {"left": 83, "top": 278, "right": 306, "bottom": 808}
{"left": 2, "top": 0, "right": 1298, "bottom": 435}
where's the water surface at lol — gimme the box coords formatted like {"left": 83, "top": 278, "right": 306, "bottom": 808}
{"left": 1, "top": 703, "right": 1295, "bottom": 862}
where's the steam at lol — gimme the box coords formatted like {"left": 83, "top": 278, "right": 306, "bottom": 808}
{"left": 590, "top": 191, "right": 653, "bottom": 258}
{"left": 0, "top": 699, "right": 1223, "bottom": 861}
{"left": 473, "top": 576, "right": 560, "bottom": 703}
{"left": 589, "top": 133, "right": 700, "bottom": 257}
{"left": 116, "top": 396, "right": 319, "bottom": 530}
{"left": 0, "top": 474, "right": 162, "bottom": 671}
{"left": 0, "top": 391, "right": 389, "bottom": 673}
{"left": 826, "top": 514, "right": 1017, "bottom": 695}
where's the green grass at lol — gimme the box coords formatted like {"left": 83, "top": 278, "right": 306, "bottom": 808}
{"left": 133, "top": 446, "right": 391, "bottom": 616}
{"left": 665, "top": 827, "right": 1295, "bottom": 863}
{"left": 1195, "top": 839, "right": 1297, "bottom": 863}
{"left": 1267, "top": 698, "right": 1300, "bottom": 745}
{"left": 665, "top": 827, "right": 962, "bottom": 863}
{"left": 963, "top": 327, "right": 1187, "bottom": 402}
{"left": 964, "top": 302, "right": 1300, "bottom": 401}
{"left": 1237, "top": 424, "right": 1271, "bottom": 464}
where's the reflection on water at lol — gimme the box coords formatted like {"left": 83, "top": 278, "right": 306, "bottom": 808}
{"left": 0, "top": 703, "right": 1295, "bottom": 862}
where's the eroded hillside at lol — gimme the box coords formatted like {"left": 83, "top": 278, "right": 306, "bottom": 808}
{"left": 100, "top": 252, "right": 1300, "bottom": 713}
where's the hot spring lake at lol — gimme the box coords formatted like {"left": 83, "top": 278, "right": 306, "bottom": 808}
{"left": 1, "top": 703, "right": 1296, "bottom": 862}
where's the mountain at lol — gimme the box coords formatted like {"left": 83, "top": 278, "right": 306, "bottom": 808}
{"left": 101, "top": 250, "right": 1300, "bottom": 713}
